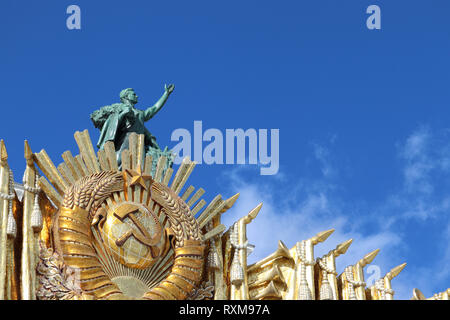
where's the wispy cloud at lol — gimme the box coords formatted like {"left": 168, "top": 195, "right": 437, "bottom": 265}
{"left": 389, "top": 127, "right": 450, "bottom": 296}
{"left": 438, "top": 222, "right": 450, "bottom": 280}
{"left": 400, "top": 127, "right": 434, "bottom": 195}
{"left": 312, "top": 142, "right": 336, "bottom": 179}
{"left": 392, "top": 126, "right": 450, "bottom": 220}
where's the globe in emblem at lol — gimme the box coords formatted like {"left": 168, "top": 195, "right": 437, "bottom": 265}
{"left": 100, "top": 202, "right": 164, "bottom": 269}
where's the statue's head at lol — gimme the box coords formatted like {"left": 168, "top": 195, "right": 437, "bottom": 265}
{"left": 120, "top": 88, "right": 138, "bottom": 105}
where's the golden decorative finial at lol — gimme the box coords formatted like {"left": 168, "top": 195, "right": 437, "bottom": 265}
{"left": 358, "top": 249, "right": 380, "bottom": 267}
{"left": 332, "top": 239, "right": 353, "bottom": 257}
{"left": 411, "top": 288, "right": 426, "bottom": 300}
{"left": 24, "top": 140, "right": 34, "bottom": 166}
{"left": 385, "top": 263, "right": 406, "bottom": 280}
{"left": 0, "top": 140, "right": 7, "bottom": 165}
{"left": 243, "top": 203, "right": 262, "bottom": 224}
{"left": 311, "top": 229, "right": 335, "bottom": 245}
{"left": 220, "top": 193, "right": 240, "bottom": 214}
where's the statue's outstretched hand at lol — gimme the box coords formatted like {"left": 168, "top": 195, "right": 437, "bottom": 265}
{"left": 165, "top": 84, "right": 175, "bottom": 95}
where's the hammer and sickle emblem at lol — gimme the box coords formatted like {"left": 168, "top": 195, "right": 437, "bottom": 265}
{"left": 113, "top": 203, "right": 162, "bottom": 258}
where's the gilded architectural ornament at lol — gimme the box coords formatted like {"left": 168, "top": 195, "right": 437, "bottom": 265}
{"left": 0, "top": 87, "right": 448, "bottom": 300}
{"left": 0, "top": 131, "right": 447, "bottom": 300}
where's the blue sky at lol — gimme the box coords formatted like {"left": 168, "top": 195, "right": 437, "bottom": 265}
{"left": 1, "top": 1, "right": 450, "bottom": 299}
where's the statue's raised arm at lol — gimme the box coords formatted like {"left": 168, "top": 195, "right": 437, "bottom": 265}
{"left": 143, "top": 84, "right": 175, "bottom": 122}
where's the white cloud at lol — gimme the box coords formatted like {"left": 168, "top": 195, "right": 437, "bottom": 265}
{"left": 436, "top": 222, "right": 450, "bottom": 281}
{"left": 312, "top": 143, "right": 336, "bottom": 179}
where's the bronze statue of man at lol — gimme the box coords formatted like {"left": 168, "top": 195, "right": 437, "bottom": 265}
{"left": 90, "top": 84, "right": 175, "bottom": 167}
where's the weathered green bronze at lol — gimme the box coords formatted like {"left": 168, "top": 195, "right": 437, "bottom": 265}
{"left": 90, "top": 84, "right": 175, "bottom": 172}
